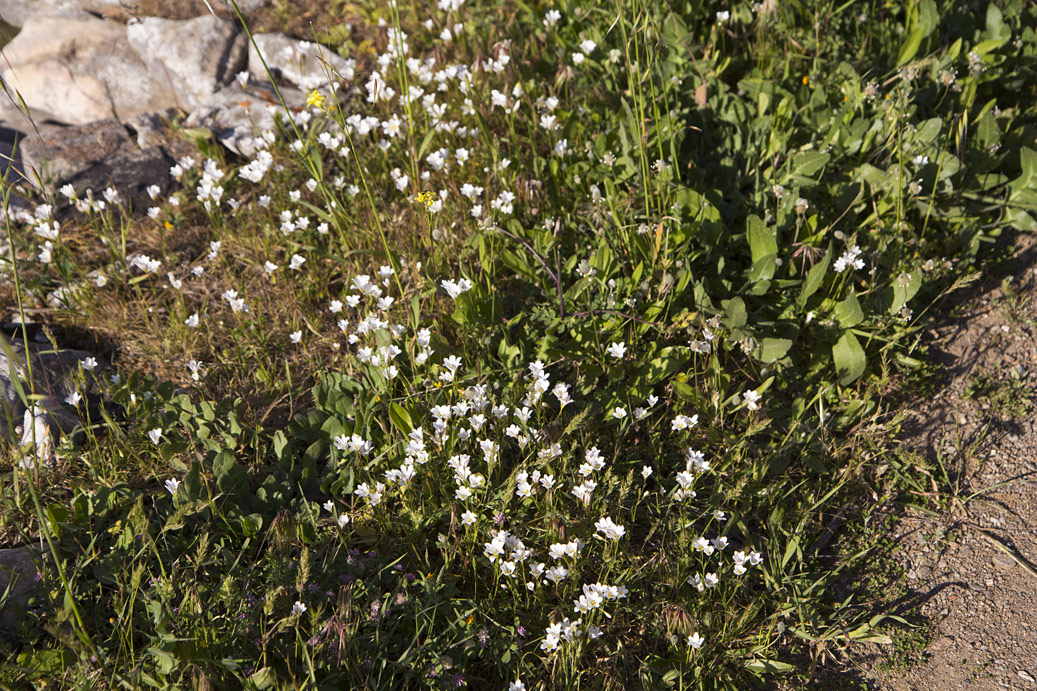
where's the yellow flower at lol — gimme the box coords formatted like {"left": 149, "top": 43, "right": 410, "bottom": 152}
{"left": 802, "top": 75, "right": 809, "bottom": 85}
{"left": 414, "top": 191, "right": 437, "bottom": 209}
{"left": 307, "top": 90, "right": 326, "bottom": 109}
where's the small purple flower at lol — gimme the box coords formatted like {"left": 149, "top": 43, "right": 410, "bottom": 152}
{"left": 493, "top": 512, "right": 506, "bottom": 527}
{"left": 451, "top": 672, "right": 465, "bottom": 687}
{"left": 405, "top": 572, "right": 416, "bottom": 583}
{"left": 340, "top": 574, "right": 356, "bottom": 584}
{"left": 394, "top": 563, "right": 403, "bottom": 571}
{"left": 33, "top": 571, "right": 44, "bottom": 583}
{"left": 516, "top": 625, "right": 527, "bottom": 638}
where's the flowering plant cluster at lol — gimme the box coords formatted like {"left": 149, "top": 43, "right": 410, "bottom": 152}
{"left": 1, "top": 0, "right": 1033, "bottom": 688}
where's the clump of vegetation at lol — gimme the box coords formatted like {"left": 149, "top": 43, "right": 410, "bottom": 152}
{"left": 1, "top": 0, "right": 1035, "bottom": 688}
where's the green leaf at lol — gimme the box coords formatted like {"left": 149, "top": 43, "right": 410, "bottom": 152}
{"left": 915, "top": 117, "right": 942, "bottom": 144}
{"left": 389, "top": 402, "right": 413, "bottom": 435}
{"left": 756, "top": 337, "right": 792, "bottom": 363}
{"left": 834, "top": 292, "right": 864, "bottom": 327}
{"left": 985, "top": 3, "right": 1010, "bottom": 40}
{"left": 1012, "top": 147, "right": 1037, "bottom": 196}
{"left": 797, "top": 245, "right": 831, "bottom": 305}
{"left": 272, "top": 431, "right": 289, "bottom": 462}
{"left": 897, "top": 30, "right": 925, "bottom": 66}
{"left": 889, "top": 271, "right": 922, "bottom": 314}
{"left": 790, "top": 151, "right": 830, "bottom": 179}
{"left": 832, "top": 331, "right": 866, "bottom": 385}
{"left": 747, "top": 215, "right": 777, "bottom": 282}
{"left": 745, "top": 659, "right": 795, "bottom": 674}
{"left": 723, "top": 297, "right": 747, "bottom": 329}
{"left": 747, "top": 215, "right": 777, "bottom": 265}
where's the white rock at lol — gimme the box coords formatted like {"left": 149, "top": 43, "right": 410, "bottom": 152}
{"left": 0, "top": 12, "right": 175, "bottom": 124}
{"left": 248, "top": 33, "right": 353, "bottom": 91}
{"left": 126, "top": 15, "right": 247, "bottom": 111}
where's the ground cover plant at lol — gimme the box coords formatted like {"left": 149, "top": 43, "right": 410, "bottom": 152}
{"left": 1, "top": 0, "right": 1036, "bottom": 688}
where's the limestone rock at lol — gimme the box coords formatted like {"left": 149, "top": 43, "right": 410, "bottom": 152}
{"left": 249, "top": 33, "right": 354, "bottom": 91}
{"left": 185, "top": 82, "right": 306, "bottom": 156}
{"left": 16, "top": 118, "right": 131, "bottom": 185}
{"left": 0, "top": 0, "right": 269, "bottom": 27}
{"left": 0, "top": 546, "right": 40, "bottom": 634}
{"left": 126, "top": 15, "right": 247, "bottom": 111}
{"left": 0, "top": 339, "right": 108, "bottom": 444}
{"left": 0, "top": 0, "right": 133, "bottom": 27}
{"left": 11, "top": 118, "right": 174, "bottom": 211}
{"left": 0, "top": 12, "right": 176, "bottom": 124}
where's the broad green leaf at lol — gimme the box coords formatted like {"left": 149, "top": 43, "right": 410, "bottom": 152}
{"left": 745, "top": 658, "right": 795, "bottom": 673}
{"left": 985, "top": 3, "right": 1010, "bottom": 40}
{"left": 389, "top": 402, "right": 413, "bottom": 435}
{"left": 889, "top": 271, "right": 922, "bottom": 314}
{"left": 832, "top": 331, "right": 866, "bottom": 384}
{"left": 723, "top": 297, "right": 747, "bottom": 328}
{"left": 797, "top": 245, "right": 832, "bottom": 305}
{"left": 834, "top": 292, "right": 864, "bottom": 327}
{"left": 915, "top": 118, "right": 942, "bottom": 144}
{"left": 756, "top": 337, "right": 792, "bottom": 363}
{"left": 897, "top": 29, "right": 925, "bottom": 66}
{"left": 790, "top": 151, "right": 830, "bottom": 179}
{"left": 747, "top": 215, "right": 777, "bottom": 281}
{"left": 272, "top": 431, "right": 289, "bottom": 461}
{"left": 1012, "top": 147, "right": 1037, "bottom": 196}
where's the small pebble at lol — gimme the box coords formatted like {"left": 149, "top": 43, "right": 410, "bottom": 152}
{"left": 992, "top": 553, "right": 1016, "bottom": 571}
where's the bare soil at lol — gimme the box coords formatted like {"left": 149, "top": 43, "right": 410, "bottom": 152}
{"left": 830, "top": 233, "right": 1037, "bottom": 690}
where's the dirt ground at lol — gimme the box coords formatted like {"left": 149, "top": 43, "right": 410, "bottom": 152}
{"left": 831, "top": 233, "right": 1037, "bottom": 689}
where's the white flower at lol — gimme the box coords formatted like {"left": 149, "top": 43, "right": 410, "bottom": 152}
{"left": 688, "top": 632, "right": 705, "bottom": 649}
{"left": 148, "top": 428, "right": 163, "bottom": 445}
{"left": 607, "top": 341, "right": 626, "bottom": 359}
{"left": 289, "top": 254, "right": 306, "bottom": 270}
{"left": 594, "top": 517, "right": 626, "bottom": 540}
{"left": 164, "top": 478, "right": 180, "bottom": 496}
{"left": 510, "top": 681, "right": 526, "bottom": 691}
{"left": 543, "top": 9, "right": 560, "bottom": 25}
{"left": 185, "top": 313, "right": 200, "bottom": 328}
{"left": 743, "top": 389, "right": 761, "bottom": 411}
{"left": 65, "top": 391, "right": 82, "bottom": 406}
{"left": 80, "top": 357, "right": 98, "bottom": 372}
{"left": 641, "top": 465, "right": 653, "bottom": 479}
{"left": 336, "top": 514, "right": 351, "bottom": 528}
{"left": 611, "top": 407, "right": 627, "bottom": 420}
{"left": 290, "top": 330, "right": 302, "bottom": 344}
{"left": 461, "top": 510, "right": 477, "bottom": 526}
{"left": 292, "top": 601, "right": 307, "bottom": 616}
{"left": 692, "top": 536, "right": 714, "bottom": 555}
{"left": 671, "top": 414, "right": 698, "bottom": 431}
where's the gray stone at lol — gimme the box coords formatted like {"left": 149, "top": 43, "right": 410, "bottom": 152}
{"left": 0, "top": 0, "right": 132, "bottom": 27}
{"left": 126, "top": 15, "right": 247, "bottom": 111}
{"left": 249, "top": 33, "right": 354, "bottom": 91}
{"left": 9, "top": 117, "right": 174, "bottom": 212}
{"left": 185, "top": 82, "right": 306, "bottom": 156}
{"left": 0, "top": 546, "right": 40, "bottom": 634}
{"left": 0, "top": 12, "right": 177, "bottom": 124}
{"left": 0, "top": 0, "right": 270, "bottom": 27}
{"left": 16, "top": 119, "right": 131, "bottom": 185}
{"left": 992, "top": 553, "right": 1016, "bottom": 571}
{"left": 0, "top": 339, "right": 107, "bottom": 447}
